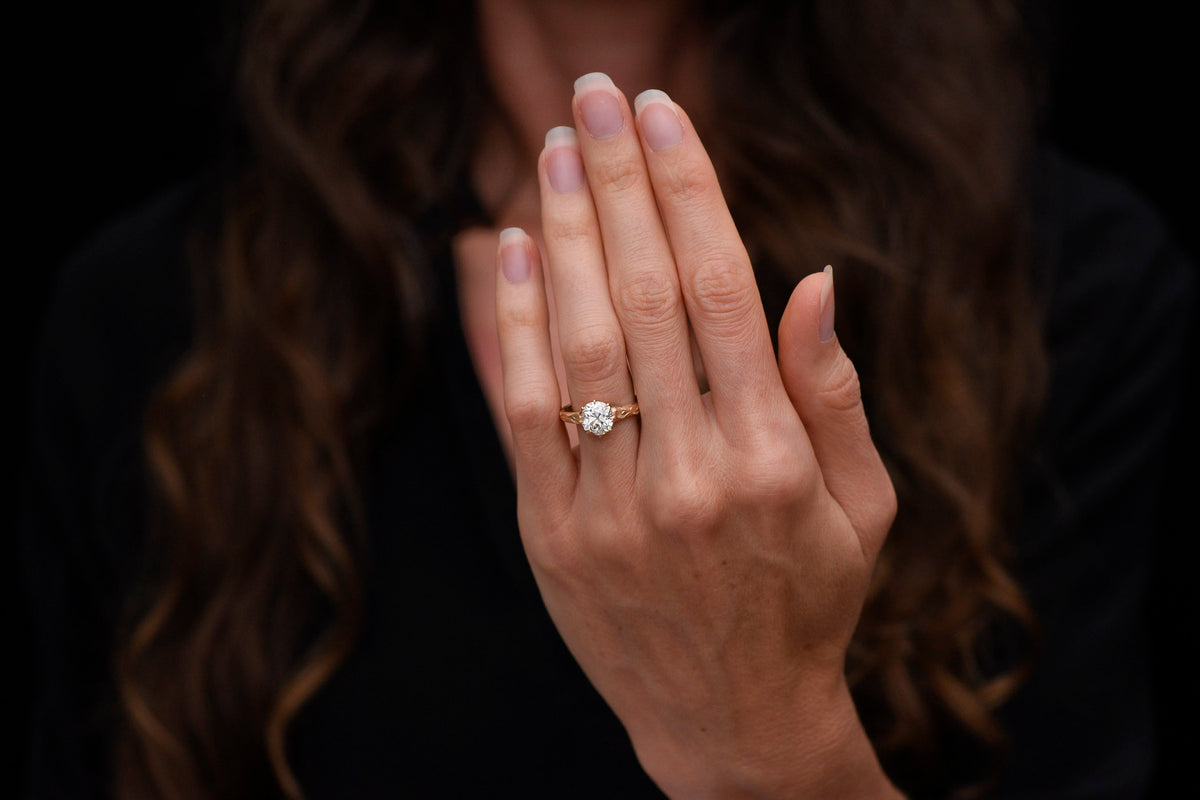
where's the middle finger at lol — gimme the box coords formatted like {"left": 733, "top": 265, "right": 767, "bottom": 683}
{"left": 571, "top": 72, "right": 703, "bottom": 440}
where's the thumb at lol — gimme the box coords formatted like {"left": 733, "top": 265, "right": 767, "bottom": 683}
{"left": 778, "top": 267, "right": 896, "bottom": 558}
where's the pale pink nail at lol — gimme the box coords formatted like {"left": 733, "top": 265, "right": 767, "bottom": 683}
{"left": 500, "top": 227, "right": 530, "bottom": 283}
{"left": 545, "top": 127, "right": 584, "bottom": 193}
{"left": 634, "top": 89, "right": 683, "bottom": 151}
{"left": 574, "top": 72, "right": 623, "bottom": 139}
{"left": 819, "top": 265, "right": 835, "bottom": 343}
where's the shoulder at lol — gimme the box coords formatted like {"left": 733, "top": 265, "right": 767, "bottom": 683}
{"left": 28, "top": 181, "right": 208, "bottom": 549}
{"left": 1024, "top": 149, "right": 1195, "bottom": 522}
{"left": 47, "top": 180, "right": 201, "bottom": 357}
{"left": 21, "top": 183, "right": 208, "bottom": 798}
{"left": 1031, "top": 151, "right": 1195, "bottom": 446}
{"left": 995, "top": 152, "right": 1195, "bottom": 796}
{"left": 1033, "top": 150, "right": 1194, "bottom": 358}
{"left": 55, "top": 181, "right": 201, "bottom": 296}
{"left": 36, "top": 182, "right": 204, "bottom": 441}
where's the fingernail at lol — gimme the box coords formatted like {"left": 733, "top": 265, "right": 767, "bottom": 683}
{"left": 500, "top": 227, "right": 530, "bottom": 283}
{"left": 545, "top": 126, "right": 584, "bottom": 193}
{"left": 634, "top": 89, "right": 683, "bottom": 151}
{"left": 574, "top": 72, "right": 623, "bottom": 139}
{"left": 819, "top": 265, "right": 835, "bottom": 343}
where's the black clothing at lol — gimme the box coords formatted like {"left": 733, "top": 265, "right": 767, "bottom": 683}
{"left": 20, "top": 153, "right": 1195, "bottom": 798}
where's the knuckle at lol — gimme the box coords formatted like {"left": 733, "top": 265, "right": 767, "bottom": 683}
{"left": 689, "top": 253, "right": 758, "bottom": 322}
{"left": 585, "top": 523, "right": 644, "bottom": 571}
{"left": 545, "top": 213, "right": 595, "bottom": 248}
{"left": 521, "top": 515, "right": 582, "bottom": 575}
{"left": 648, "top": 477, "right": 721, "bottom": 534}
{"left": 591, "top": 155, "right": 647, "bottom": 195}
{"left": 663, "top": 159, "right": 716, "bottom": 203}
{"left": 815, "top": 353, "right": 864, "bottom": 414}
{"left": 504, "top": 389, "right": 561, "bottom": 435}
{"left": 740, "top": 442, "right": 811, "bottom": 504}
{"left": 872, "top": 469, "right": 899, "bottom": 532}
{"left": 498, "top": 298, "right": 544, "bottom": 334}
{"left": 616, "top": 270, "right": 682, "bottom": 326}
{"left": 562, "top": 325, "right": 626, "bottom": 384}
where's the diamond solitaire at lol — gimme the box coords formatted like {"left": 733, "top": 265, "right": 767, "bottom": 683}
{"left": 559, "top": 400, "right": 640, "bottom": 436}
{"left": 580, "top": 400, "right": 616, "bottom": 436}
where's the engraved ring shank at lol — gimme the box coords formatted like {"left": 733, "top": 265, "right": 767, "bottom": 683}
{"left": 559, "top": 400, "right": 640, "bottom": 436}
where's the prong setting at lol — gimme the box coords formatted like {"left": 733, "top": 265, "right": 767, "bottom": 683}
{"left": 580, "top": 400, "right": 616, "bottom": 436}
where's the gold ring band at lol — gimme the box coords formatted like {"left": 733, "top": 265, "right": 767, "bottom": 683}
{"left": 559, "top": 400, "right": 639, "bottom": 437}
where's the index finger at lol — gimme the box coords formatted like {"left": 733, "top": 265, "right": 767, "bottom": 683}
{"left": 633, "top": 90, "right": 789, "bottom": 435}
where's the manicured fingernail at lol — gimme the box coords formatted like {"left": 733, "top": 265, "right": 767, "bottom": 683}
{"left": 634, "top": 89, "right": 683, "bottom": 151}
{"left": 545, "top": 126, "right": 584, "bottom": 193}
{"left": 574, "top": 72, "right": 623, "bottom": 139}
{"left": 819, "top": 265, "right": 835, "bottom": 343}
{"left": 500, "top": 227, "right": 530, "bottom": 283}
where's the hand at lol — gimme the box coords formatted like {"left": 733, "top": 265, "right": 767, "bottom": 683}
{"left": 493, "top": 73, "right": 901, "bottom": 799}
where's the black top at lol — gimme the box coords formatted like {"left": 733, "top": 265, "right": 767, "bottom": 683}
{"left": 20, "top": 152, "right": 1195, "bottom": 799}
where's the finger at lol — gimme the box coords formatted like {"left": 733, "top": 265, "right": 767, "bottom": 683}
{"left": 633, "top": 89, "right": 787, "bottom": 436}
{"left": 495, "top": 227, "right": 576, "bottom": 514}
{"left": 571, "top": 73, "right": 702, "bottom": 440}
{"left": 538, "top": 126, "right": 639, "bottom": 478}
{"left": 778, "top": 267, "right": 897, "bottom": 559}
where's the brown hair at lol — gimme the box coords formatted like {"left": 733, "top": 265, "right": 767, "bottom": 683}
{"left": 116, "top": 1, "right": 1046, "bottom": 797}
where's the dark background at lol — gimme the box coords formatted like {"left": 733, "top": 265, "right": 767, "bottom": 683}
{"left": 14, "top": 1, "right": 1196, "bottom": 793}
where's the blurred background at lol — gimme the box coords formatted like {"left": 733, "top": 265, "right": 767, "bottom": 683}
{"left": 13, "top": 1, "right": 1196, "bottom": 792}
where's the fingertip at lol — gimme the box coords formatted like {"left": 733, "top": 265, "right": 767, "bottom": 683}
{"left": 780, "top": 269, "right": 829, "bottom": 339}
{"left": 545, "top": 125, "right": 579, "bottom": 151}
{"left": 543, "top": 127, "right": 586, "bottom": 194}
{"left": 778, "top": 268, "right": 839, "bottom": 401}
{"left": 499, "top": 226, "right": 527, "bottom": 249}
{"left": 633, "top": 88, "right": 672, "bottom": 116}
{"left": 634, "top": 89, "right": 683, "bottom": 151}
{"left": 819, "top": 265, "right": 835, "bottom": 343}
{"left": 574, "top": 72, "right": 626, "bottom": 140}
{"left": 498, "top": 227, "right": 531, "bottom": 284}
{"left": 573, "top": 71, "right": 618, "bottom": 98}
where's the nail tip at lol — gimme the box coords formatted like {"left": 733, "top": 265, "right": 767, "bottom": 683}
{"left": 544, "top": 125, "right": 578, "bottom": 149}
{"left": 499, "top": 227, "right": 526, "bottom": 247}
{"left": 819, "top": 266, "right": 836, "bottom": 342}
{"left": 573, "top": 71, "right": 616, "bottom": 95}
{"left": 819, "top": 265, "right": 834, "bottom": 301}
{"left": 633, "top": 88, "right": 672, "bottom": 115}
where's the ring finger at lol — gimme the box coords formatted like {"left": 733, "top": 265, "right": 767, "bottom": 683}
{"left": 571, "top": 72, "right": 703, "bottom": 444}
{"left": 539, "top": 125, "right": 639, "bottom": 483}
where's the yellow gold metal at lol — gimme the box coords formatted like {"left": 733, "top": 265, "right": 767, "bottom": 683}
{"left": 558, "top": 402, "right": 640, "bottom": 425}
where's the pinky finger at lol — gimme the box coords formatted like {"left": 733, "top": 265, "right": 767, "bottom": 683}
{"left": 495, "top": 227, "right": 576, "bottom": 514}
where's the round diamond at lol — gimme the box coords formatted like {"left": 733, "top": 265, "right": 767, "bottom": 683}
{"left": 580, "top": 400, "right": 615, "bottom": 436}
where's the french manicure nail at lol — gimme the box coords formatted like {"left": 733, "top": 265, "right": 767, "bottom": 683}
{"left": 574, "top": 72, "right": 623, "bottom": 139}
{"left": 634, "top": 89, "right": 683, "bottom": 151}
{"left": 500, "top": 227, "right": 530, "bottom": 283}
{"left": 819, "top": 265, "right": 836, "bottom": 343}
{"left": 545, "top": 126, "right": 584, "bottom": 194}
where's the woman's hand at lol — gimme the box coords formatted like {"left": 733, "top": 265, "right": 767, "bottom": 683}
{"left": 494, "top": 73, "right": 901, "bottom": 799}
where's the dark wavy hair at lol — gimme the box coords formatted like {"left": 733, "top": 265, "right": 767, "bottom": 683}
{"left": 115, "top": 1, "right": 1047, "bottom": 797}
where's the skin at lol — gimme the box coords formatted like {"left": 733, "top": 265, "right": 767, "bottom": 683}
{"left": 455, "top": 0, "right": 710, "bottom": 442}
{"left": 457, "top": 2, "right": 904, "bottom": 796}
